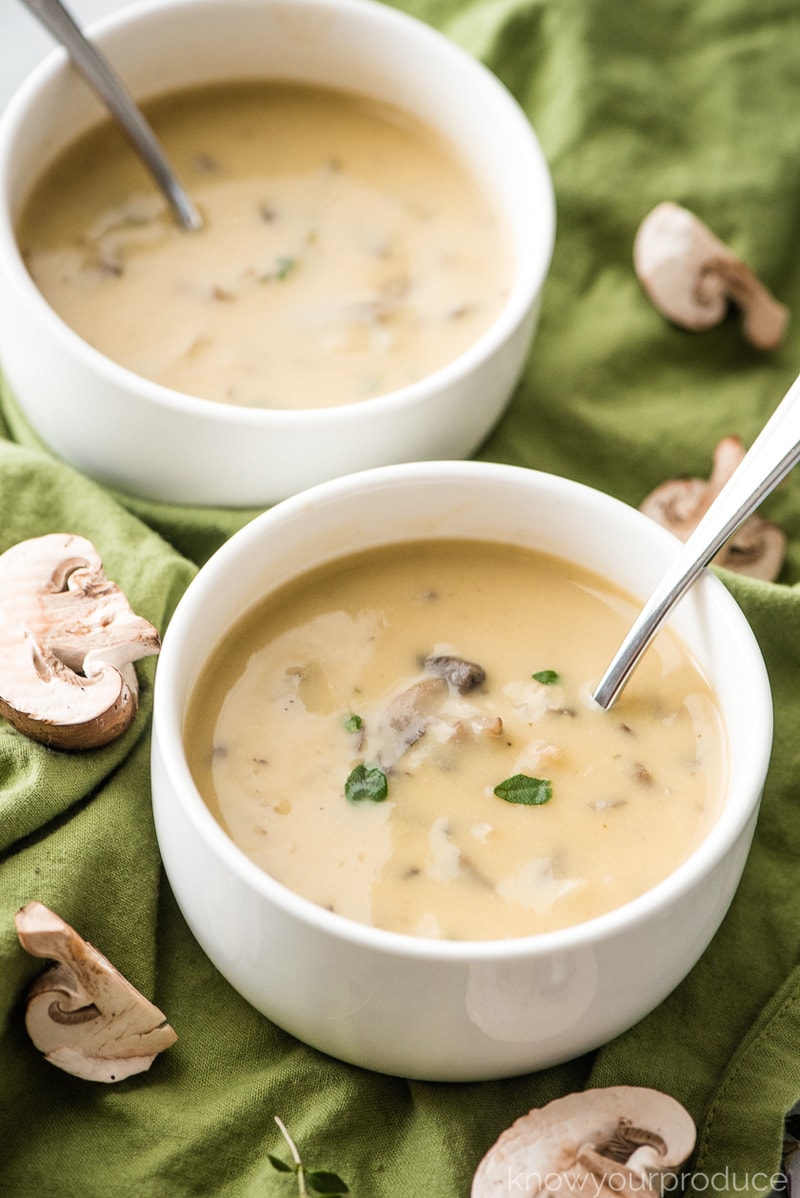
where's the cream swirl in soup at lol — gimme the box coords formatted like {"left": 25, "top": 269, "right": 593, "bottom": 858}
{"left": 186, "top": 539, "right": 727, "bottom": 941}
{"left": 18, "top": 82, "right": 510, "bottom": 410}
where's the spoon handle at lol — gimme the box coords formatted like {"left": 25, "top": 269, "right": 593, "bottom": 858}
{"left": 20, "top": 0, "right": 203, "bottom": 232}
{"left": 593, "top": 371, "right": 800, "bottom": 709}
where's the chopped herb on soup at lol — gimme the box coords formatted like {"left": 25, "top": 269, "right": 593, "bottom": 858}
{"left": 345, "top": 764, "right": 389, "bottom": 804}
{"left": 493, "top": 774, "right": 553, "bottom": 806}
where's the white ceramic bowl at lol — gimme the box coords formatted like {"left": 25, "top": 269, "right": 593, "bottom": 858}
{"left": 0, "top": 0, "right": 554, "bottom": 508}
{"left": 151, "top": 461, "right": 773, "bottom": 1080}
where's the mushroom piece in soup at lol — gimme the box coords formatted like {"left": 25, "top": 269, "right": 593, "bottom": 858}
{"left": 18, "top": 81, "right": 510, "bottom": 410}
{"left": 185, "top": 539, "right": 727, "bottom": 941}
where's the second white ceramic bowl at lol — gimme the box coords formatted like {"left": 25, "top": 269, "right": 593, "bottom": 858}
{"left": 151, "top": 461, "right": 772, "bottom": 1080}
{"left": 0, "top": 0, "right": 555, "bottom": 507}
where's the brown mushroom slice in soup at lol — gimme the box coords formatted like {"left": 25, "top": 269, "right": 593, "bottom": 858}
{"left": 185, "top": 539, "right": 727, "bottom": 941}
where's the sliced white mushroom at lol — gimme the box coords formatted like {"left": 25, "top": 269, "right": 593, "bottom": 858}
{"left": 358, "top": 649, "right": 500, "bottom": 771}
{"left": 495, "top": 856, "right": 582, "bottom": 914}
{"left": 513, "top": 737, "right": 563, "bottom": 775}
{"left": 640, "top": 435, "right": 786, "bottom": 580}
{"left": 446, "top": 714, "right": 504, "bottom": 744}
{"left": 472, "top": 1086, "right": 695, "bottom": 1197}
{"left": 372, "top": 676, "right": 448, "bottom": 769}
{"left": 15, "top": 901, "right": 177, "bottom": 1083}
{"left": 426, "top": 815, "right": 463, "bottom": 882}
{"left": 503, "top": 676, "right": 567, "bottom": 723}
{"left": 634, "top": 201, "right": 788, "bottom": 349}
{"left": 0, "top": 533, "right": 161, "bottom": 749}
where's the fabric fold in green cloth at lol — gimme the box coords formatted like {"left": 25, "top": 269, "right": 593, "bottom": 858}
{"left": 3, "top": 0, "right": 800, "bottom": 1193}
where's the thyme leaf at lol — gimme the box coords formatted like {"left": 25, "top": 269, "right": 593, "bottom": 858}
{"left": 268, "top": 1154, "right": 295, "bottom": 1174}
{"left": 493, "top": 774, "right": 553, "bottom": 806}
{"left": 260, "top": 254, "right": 299, "bottom": 283}
{"left": 345, "top": 763, "right": 388, "bottom": 803}
{"left": 270, "top": 1117, "right": 350, "bottom": 1196}
{"left": 532, "top": 669, "right": 560, "bottom": 685}
{"left": 306, "top": 1172, "right": 351, "bottom": 1195}
{"left": 274, "top": 255, "right": 298, "bottom": 280}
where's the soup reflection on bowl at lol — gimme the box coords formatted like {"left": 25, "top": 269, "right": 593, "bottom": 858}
{"left": 151, "top": 462, "right": 772, "bottom": 1080}
{"left": 0, "top": 0, "right": 555, "bottom": 506}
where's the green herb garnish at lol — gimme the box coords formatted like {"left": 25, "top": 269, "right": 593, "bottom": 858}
{"left": 269, "top": 1116, "right": 350, "bottom": 1196}
{"left": 493, "top": 774, "right": 553, "bottom": 806}
{"left": 345, "top": 763, "right": 388, "bottom": 803}
{"left": 532, "top": 669, "right": 560, "bottom": 685}
{"left": 260, "top": 255, "right": 299, "bottom": 283}
{"left": 274, "top": 255, "right": 298, "bottom": 280}
{"left": 343, "top": 714, "right": 363, "bottom": 733}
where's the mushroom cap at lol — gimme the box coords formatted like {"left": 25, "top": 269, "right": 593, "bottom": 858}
{"left": 15, "top": 901, "right": 177, "bottom": 1083}
{"left": 472, "top": 1086, "right": 696, "bottom": 1196}
{"left": 0, "top": 533, "right": 161, "bottom": 749}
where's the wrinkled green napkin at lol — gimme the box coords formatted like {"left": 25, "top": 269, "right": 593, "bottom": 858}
{"left": 3, "top": 0, "right": 800, "bottom": 1193}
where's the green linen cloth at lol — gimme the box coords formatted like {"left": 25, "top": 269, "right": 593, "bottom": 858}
{"left": 3, "top": 0, "right": 800, "bottom": 1192}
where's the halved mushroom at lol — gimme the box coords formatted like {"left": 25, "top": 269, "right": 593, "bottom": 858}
{"left": 634, "top": 202, "right": 788, "bottom": 349}
{"left": 369, "top": 654, "right": 500, "bottom": 769}
{"left": 472, "top": 1087, "right": 695, "bottom": 1197}
{"left": 0, "top": 533, "right": 161, "bottom": 749}
{"left": 373, "top": 676, "right": 448, "bottom": 769}
{"left": 640, "top": 435, "right": 786, "bottom": 580}
{"left": 15, "top": 901, "right": 177, "bottom": 1083}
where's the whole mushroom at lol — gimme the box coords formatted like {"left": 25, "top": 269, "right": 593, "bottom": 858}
{"left": 15, "top": 901, "right": 177, "bottom": 1082}
{"left": 634, "top": 202, "right": 788, "bottom": 349}
{"left": 0, "top": 533, "right": 161, "bottom": 749}
{"left": 472, "top": 1087, "right": 696, "bottom": 1197}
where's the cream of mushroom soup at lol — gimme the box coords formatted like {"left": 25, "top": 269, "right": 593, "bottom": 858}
{"left": 185, "top": 539, "right": 726, "bottom": 940}
{"left": 18, "top": 81, "right": 510, "bottom": 410}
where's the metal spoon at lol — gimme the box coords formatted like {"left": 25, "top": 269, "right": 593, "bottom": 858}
{"left": 593, "top": 371, "right": 800, "bottom": 709}
{"left": 19, "top": 0, "right": 203, "bottom": 232}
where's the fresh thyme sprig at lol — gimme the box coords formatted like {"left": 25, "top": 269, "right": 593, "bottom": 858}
{"left": 269, "top": 1116, "right": 350, "bottom": 1196}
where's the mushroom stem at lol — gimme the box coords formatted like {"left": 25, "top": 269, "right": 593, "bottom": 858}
{"left": 577, "top": 1143, "right": 665, "bottom": 1196}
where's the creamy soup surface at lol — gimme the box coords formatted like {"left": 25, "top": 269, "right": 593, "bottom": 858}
{"left": 19, "top": 82, "right": 510, "bottom": 410}
{"left": 186, "top": 540, "right": 726, "bottom": 941}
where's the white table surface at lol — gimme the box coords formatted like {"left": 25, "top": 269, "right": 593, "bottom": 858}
{"left": 0, "top": 0, "right": 134, "bottom": 111}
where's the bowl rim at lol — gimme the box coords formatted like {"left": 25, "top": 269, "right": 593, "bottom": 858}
{"left": 152, "top": 459, "right": 774, "bottom": 963}
{"left": 0, "top": 0, "right": 556, "bottom": 427}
